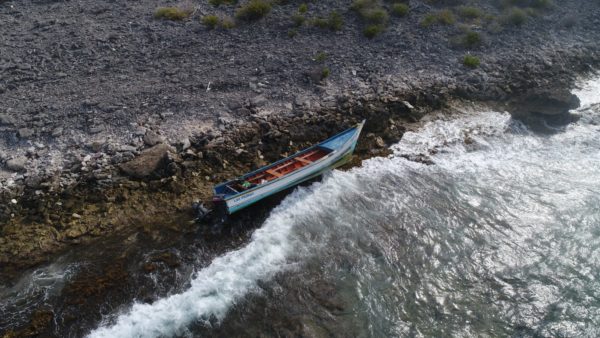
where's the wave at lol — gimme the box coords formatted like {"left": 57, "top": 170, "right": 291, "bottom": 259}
{"left": 88, "top": 76, "right": 600, "bottom": 338}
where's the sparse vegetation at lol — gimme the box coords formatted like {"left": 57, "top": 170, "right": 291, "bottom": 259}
{"left": 502, "top": 7, "right": 527, "bottom": 26}
{"left": 462, "top": 30, "right": 481, "bottom": 47}
{"left": 235, "top": 0, "right": 272, "bottom": 21}
{"left": 202, "top": 15, "right": 235, "bottom": 29}
{"left": 437, "top": 9, "right": 455, "bottom": 25}
{"left": 315, "top": 51, "right": 327, "bottom": 62}
{"left": 351, "top": 0, "right": 389, "bottom": 36}
{"left": 220, "top": 17, "right": 236, "bottom": 29}
{"left": 154, "top": 7, "right": 192, "bottom": 21}
{"left": 298, "top": 3, "right": 308, "bottom": 14}
{"left": 458, "top": 6, "right": 483, "bottom": 19}
{"left": 463, "top": 54, "right": 480, "bottom": 68}
{"left": 292, "top": 13, "right": 305, "bottom": 27}
{"left": 209, "top": 0, "right": 237, "bottom": 6}
{"left": 321, "top": 67, "right": 330, "bottom": 79}
{"left": 202, "top": 15, "right": 220, "bottom": 29}
{"left": 502, "top": 0, "right": 553, "bottom": 9}
{"left": 392, "top": 3, "right": 409, "bottom": 17}
{"left": 361, "top": 8, "right": 389, "bottom": 24}
{"left": 363, "top": 24, "right": 384, "bottom": 38}
{"left": 288, "top": 28, "right": 298, "bottom": 37}
{"left": 421, "top": 9, "right": 455, "bottom": 27}
{"left": 311, "top": 11, "right": 344, "bottom": 31}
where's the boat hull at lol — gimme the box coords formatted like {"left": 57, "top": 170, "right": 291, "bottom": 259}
{"left": 220, "top": 123, "right": 363, "bottom": 214}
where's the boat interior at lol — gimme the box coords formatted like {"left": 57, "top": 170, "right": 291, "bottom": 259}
{"left": 215, "top": 146, "right": 331, "bottom": 196}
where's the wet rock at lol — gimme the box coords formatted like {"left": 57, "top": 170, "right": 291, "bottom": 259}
{"left": 509, "top": 87, "right": 582, "bottom": 132}
{"left": 6, "top": 157, "right": 27, "bottom": 172}
{"left": 118, "top": 144, "right": 178, "bottom": 179}
{"left": 511, "top": 87, "right": 581, "bottom": 116}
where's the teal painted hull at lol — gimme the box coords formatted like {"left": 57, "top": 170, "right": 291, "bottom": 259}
{"left": 214, "top": 121, "right": 365, "bottom": 214}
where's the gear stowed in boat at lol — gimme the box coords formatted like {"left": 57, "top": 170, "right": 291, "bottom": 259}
{"left": 202, "top": 120, "right": 365, "bottom": 218}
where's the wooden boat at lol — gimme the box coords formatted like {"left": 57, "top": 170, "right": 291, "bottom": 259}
{"left": 212, "top": 120, "right": 365, "bottom": 215}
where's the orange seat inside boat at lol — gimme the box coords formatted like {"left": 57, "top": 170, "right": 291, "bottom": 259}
{"left": 247, "top": 148, "right": 329, "bottom": 184}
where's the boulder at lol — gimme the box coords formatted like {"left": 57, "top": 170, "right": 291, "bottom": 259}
{"left": 118, "top": 144, "right": 179, "bottom": 179}
{"left": 511, "top": 87, "right": 580, "bottom": 116}
{"left": 508, "top": 87, "right": 581, "bottom": 132}
{"left": 143, "top": 130, "right": 164, "bottom": 146}
{"left": 6, "top": 157, "right": 27, "bottom": 172}
{"left": 18, "top": 128, "right": 35, "bottom": 139}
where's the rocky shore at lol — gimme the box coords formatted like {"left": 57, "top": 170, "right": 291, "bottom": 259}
{"left": 1, "top": 0, "right": 600, "bottom": 274}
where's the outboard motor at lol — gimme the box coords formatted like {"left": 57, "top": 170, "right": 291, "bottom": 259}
{"left": 192, "top": 201, "right": 212, "bottom": 222}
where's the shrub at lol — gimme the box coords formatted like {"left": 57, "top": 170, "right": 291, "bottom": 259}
{"left": 458, "top": 6, "right": 482, "bottom": 19}
{"left": 292, "top": 13, "right": 305, "bottom": 27}
{"left": 154, "top": 7, "right": 192, "bottom": 20}
{"left": 288, "top": 28, "right": 298, "bottom": 37}
{"left": 298, "top": 3, "right": 308, "bottom": 14}
{"left": 351, "top": 0, "right": 377, "bottom": 12}
{"left": 437, "top": 9, "right": 455, "bottom": 24}
{"left": 327, "top": 11, "right": 344, "bottom": 30}
{"left": 502, "top": 7, "right": 527, "bottom": 26}
{"left": 315, "top": 51, "right": 327, "bottom": 62}
{"left": 420, "top": 10, "right": 454, "bottom": 27}
{"left": 311, "top": 11, "right": 344, "bottom": 31}
{"left": 462, "top": 30, "right": 481, "bottom": 47}
{"left": 202, "top": 15, "right": 220, "bottom": 28}
{"left": 420, "top": 13, "right": 436, "bottom": 27}
{"left": 502, "top": 0, "right": 552, "bottom": 9}
{"left": 235, "top": 0, "right": 272, "bottom": 21}
{"left": 361, "top": 7, "right": 389, "bottom": 24}
{"left": 392, "top": 3, "right": 409, "bottom": 17}
{"left": 209, "top": 0, "right": 237, "bottom": 6}
{"left": 463, "top": 55, "right": 480, "bottom": 68}
{"left": 321, "top": 67, "right": 330, "bottom": 79}
{"left": 363, "top": 24, "right": 384, "bottom": 38}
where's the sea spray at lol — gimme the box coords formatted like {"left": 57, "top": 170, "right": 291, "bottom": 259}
{"left": 88, "top": 76, "right": 600, "bottom": 337}
{"left": 86, "top": 173, "right": 358, "bottom": 338}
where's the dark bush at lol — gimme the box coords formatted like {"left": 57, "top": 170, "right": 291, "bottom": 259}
{"left": 235, "top": 0, "right": 272, "bottom": 21}
{"left": 463, "top": 54, "right": 480, "bottom": 68}
{"left": 421, "top": 9, "right": 454, "bottom": 27}
{"left": 363, "top": 24, "right": 384, "bottom": 38}
{"left": 392, "top": 3, "right": 409, "bottom": 17}
{"left": 311, "top": 11, "right": 344, "bottom": 31}
{"left": 502, "top": 7, "right": 527, "bottom": 26}
{"left": 298, "top": 3, "right": 308, "bottom": 13}
{"left": 154, "top": 7, "right": 192, "bottom": 20}
{"left": 292, "top": 13, "right": 305, "bottom": 27}
{"left": 362, "top": 8, "right": 389, "bottom": 24}
{"left": 202, "top": 15, "right": 220, "bottom": 29}
{"left": 209, "top": 0, "right": 238, "bottom": 6}
{"left": 462, "top": 30, "right": 481, "bottom": 47}
{"left": 458, "top": 6, "right": 483, "bottom": 19}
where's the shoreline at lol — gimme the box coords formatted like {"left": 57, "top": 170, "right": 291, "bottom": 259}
{"left": 1, "top": 0, "right": 600, "bottom": 274}
{"left": 1, "top": 47, "right": 599, "bottom": 274}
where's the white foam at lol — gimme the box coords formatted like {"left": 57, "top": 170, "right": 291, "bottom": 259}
{"left": 573, "top": 75, "right": 600, "bottom": 108}
{"left": 87, "top": 176, "right": 350, "bottom": 338}
{"left": 89, "top": 74, "right": 600, "bottom": 338}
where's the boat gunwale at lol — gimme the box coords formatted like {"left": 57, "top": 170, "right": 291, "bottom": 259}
{"left": 214, "top": 122, "right": 364, "bottom": 198}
